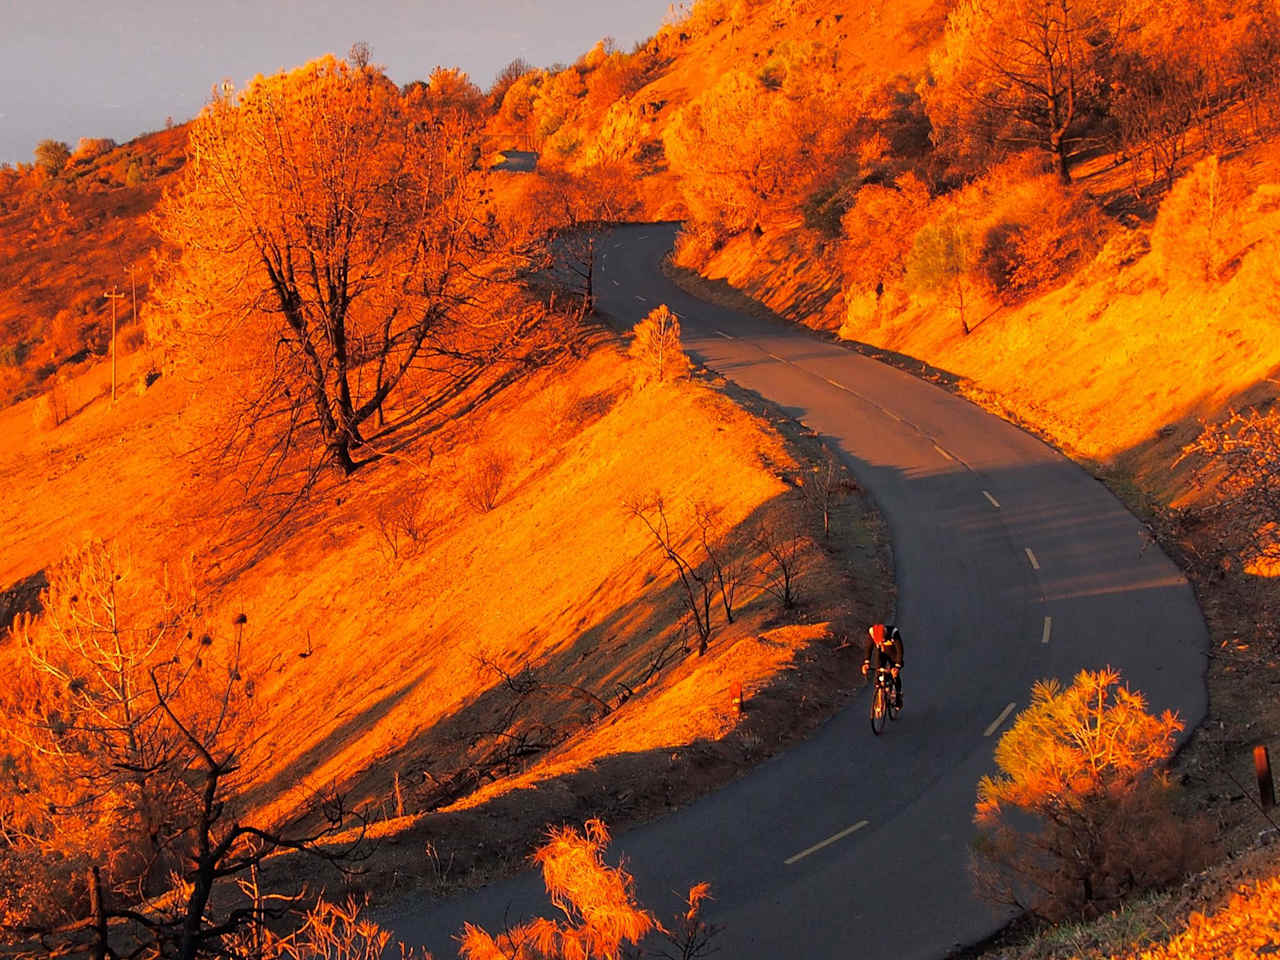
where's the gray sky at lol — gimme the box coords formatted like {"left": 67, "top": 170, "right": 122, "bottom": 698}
{"left": 0, "top": 0, "right": 675, "bottom": 166}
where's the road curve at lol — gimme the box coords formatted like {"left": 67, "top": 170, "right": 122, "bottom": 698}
{"left": 382, "top": 223, "right": 1208, "bottom": 959}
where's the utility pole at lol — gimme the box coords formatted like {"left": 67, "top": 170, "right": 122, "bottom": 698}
{"left": 103, "top": 287, "right": 125, "bottom": 403}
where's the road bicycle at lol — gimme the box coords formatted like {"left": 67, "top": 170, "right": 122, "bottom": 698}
{"left": 870, "top": 666, "right": 900, "bottom": 735}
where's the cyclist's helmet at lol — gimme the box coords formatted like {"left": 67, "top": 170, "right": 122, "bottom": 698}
{"left": 869, "top": 623, "right": 885, "bottom": 645}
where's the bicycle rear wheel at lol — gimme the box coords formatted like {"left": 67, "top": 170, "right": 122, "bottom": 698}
{"left": 870, "top": 683, "right": 887, "bottom": 735}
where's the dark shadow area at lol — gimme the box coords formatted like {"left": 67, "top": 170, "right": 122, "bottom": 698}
{"left": 0, "top": 568, "right": 47, "bottom": 636}
{"left": 194, "top": 319, "right": 598, "bottom": 589}
{"left": 490, "top": 150, "right": 538, "bottom": 172}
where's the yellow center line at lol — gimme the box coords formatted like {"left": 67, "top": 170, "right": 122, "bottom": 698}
{"left": 784, "top": 819, "right": 870, "bottom": 865}
{"left": 984, "top": 702, "right": 1017, "bottom": 738}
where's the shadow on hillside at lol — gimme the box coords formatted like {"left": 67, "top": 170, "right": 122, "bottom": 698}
{"left": 262, "top": 430, "right": 1208, "bottom": 910}
{"left": 0, "top": 568, "right": 48, "bottom": 636}
{"left": 310, "top": 486, "right": 850, "bottom": 821}
{"left": 200, "top": 324, "right": 599, "bottom": 587}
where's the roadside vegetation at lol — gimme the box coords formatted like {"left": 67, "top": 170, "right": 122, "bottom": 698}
{"left": 6, "top": 0, "right": 1280, "bottom": 955}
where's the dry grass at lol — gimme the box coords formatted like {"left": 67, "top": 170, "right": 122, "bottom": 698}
{"left": 1, "top": 330, "right": 891, "bottom": 903}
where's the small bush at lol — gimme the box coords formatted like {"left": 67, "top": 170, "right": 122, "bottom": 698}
{"left": 375, "top": 482, "right": 432, "bottom": 560}
{"left": 628, "top": 304, "right": 690, "bottom": 382}
{"left": 972, "top": 668, "right": 1208, "bottom": 921}
{"left": 464, "top": 450, "right": 511, "bottom": 513}
{"left": 976, "top": 174, "right": 1106, "bottom": 304}
{"left": 69, "top": 138, "right": 117, "bottom": 166}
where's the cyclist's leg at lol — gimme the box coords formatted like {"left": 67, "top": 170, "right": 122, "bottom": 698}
{"left": 894, "top": 671, "right": 902, "bottom": 708}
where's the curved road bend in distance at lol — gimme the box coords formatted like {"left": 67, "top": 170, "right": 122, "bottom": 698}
{"left": 382, "top": 223, "right": 1208, "bottom": 960}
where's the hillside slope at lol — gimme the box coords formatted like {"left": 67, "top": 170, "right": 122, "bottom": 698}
{"left": 0, "top": 324, "right": 890, "bottom": 903}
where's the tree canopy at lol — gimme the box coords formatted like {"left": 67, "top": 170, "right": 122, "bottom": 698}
{"left": 154, "top": 56, "right": 540, "bottom": 480}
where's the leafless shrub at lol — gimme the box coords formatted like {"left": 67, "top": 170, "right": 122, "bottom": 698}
{"left": 464, "top": 449, "right": 512, "bottom": 513}
{"left": 374, "top": 482, "right": 432, "bottom": 560}
{"left": 799, "top": 450, "right": 855, "bottom": 541}
{"left": 625, "top": 494, "right": 715, "bottom": 654}
{"left": 654, "top": 881, "right": 722, "bottom": 960}
{"left": 753, "top": 507, "right": 806, "bottom": 609}
{"left": 1177, "top": 406, "right": 1280, "bottom": 570}
{"left": 692, "top": 502, "right": 750, "bottom": 623}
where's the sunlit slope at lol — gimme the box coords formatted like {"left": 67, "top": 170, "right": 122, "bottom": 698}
{"left": 841, "top": 147, "right": 1280, "bottom": 468}
{"left": 0, "top": 126, "right": 186, "bottom": 406}
{"left": 0, "top": 336, "right": 874, "bottom": 831}
{"left": 638, "top": 0, "right": 945, "bottom": 124}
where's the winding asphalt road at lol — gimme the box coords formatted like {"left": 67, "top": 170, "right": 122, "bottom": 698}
{"left": 382, "top": 223, "right": 1208, "bottom": 959}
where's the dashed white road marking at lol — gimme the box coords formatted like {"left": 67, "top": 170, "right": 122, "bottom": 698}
{"left": 822, "top": 376, "right": 847, "bottom": 391}
{"left": 984, "top": 702, "right": 1017, "bottom": 738}
{"left": 634, "top": 295, "right": 647, "bottom": 303}
{"left": 983, "top": 490, "right": 1001, "bottom": 508}
{"left": 766, "top": 351, "right": 786, "bottom": 362}
{"left": 715, "top": 330, "right": 735, "bottom": 340}
{"left": 933, "top": 444, "right": 954, "bottom": 461}
{"left": 1024, "top": 547, "right": 1040, "bottom": 571}
{"left": 1042, "top": 616, "right": 1053, "bottom": 645}
{"left": 611, "top": 279, "right": 620, "bottom": 286}
{"left": 885, "top": 410, "right": 902, "bottom": 422}
{"left": 784, "top": 820, "right": 869, "bottom": 865}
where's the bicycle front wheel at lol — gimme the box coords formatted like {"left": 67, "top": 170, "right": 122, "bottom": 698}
{"left": 870, "top": 684, "right": 887, "bottom": 735}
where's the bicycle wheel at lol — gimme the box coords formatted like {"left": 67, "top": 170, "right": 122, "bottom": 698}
{"left": 870, "top": 682, "right": 887, "bottom": 735}
{"left": 888, "top": 684, "right": 900, "bottom": 721}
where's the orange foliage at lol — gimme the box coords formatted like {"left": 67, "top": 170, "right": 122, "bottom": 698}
{"left": 841, "top": 172, "right": 933, "bottom": 294}
{"left": 1123, "top": 875, "right": 1280, "bottom": 960}
{"left": 972, "top": 668, "right": 1203, "bottom": 921}
{"left": 628, "top": 304, "right": 689, "bottom": 382}
{"left": 459, "top": 819, "right": 658, "bottom": 960}
{"left": 154, "top": 55, "right": 544, "bottom": 476}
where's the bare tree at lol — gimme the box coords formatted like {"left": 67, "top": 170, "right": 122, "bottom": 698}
{"left": 692, "top": 502, "right": 750, "bottom": 623}
{"left": 799, "top": 450, "right": 849, "bottom": 541}
{"left": 624, "top": 494, "right": 715, "bottom": 654}
{"left": 653, "top": 882, "right": 722, "bottom": 960}
{"left": 753, "top": 508, "right": 806, "bottom": 610}
{"left": 0, "top": 542, "right": 371, "bottom": 960}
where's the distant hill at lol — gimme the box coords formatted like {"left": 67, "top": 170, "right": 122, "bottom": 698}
{"left": 0, "top": 125, "right": 187, "bottom": 405}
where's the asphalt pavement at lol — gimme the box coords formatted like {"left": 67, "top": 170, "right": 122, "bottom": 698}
{"left": 381, "top": 223, "right": 1208, "bottom": 959}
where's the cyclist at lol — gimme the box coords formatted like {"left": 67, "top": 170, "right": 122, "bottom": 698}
{"left": 862, "top": 623, "right": 903, "bottom": 709}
